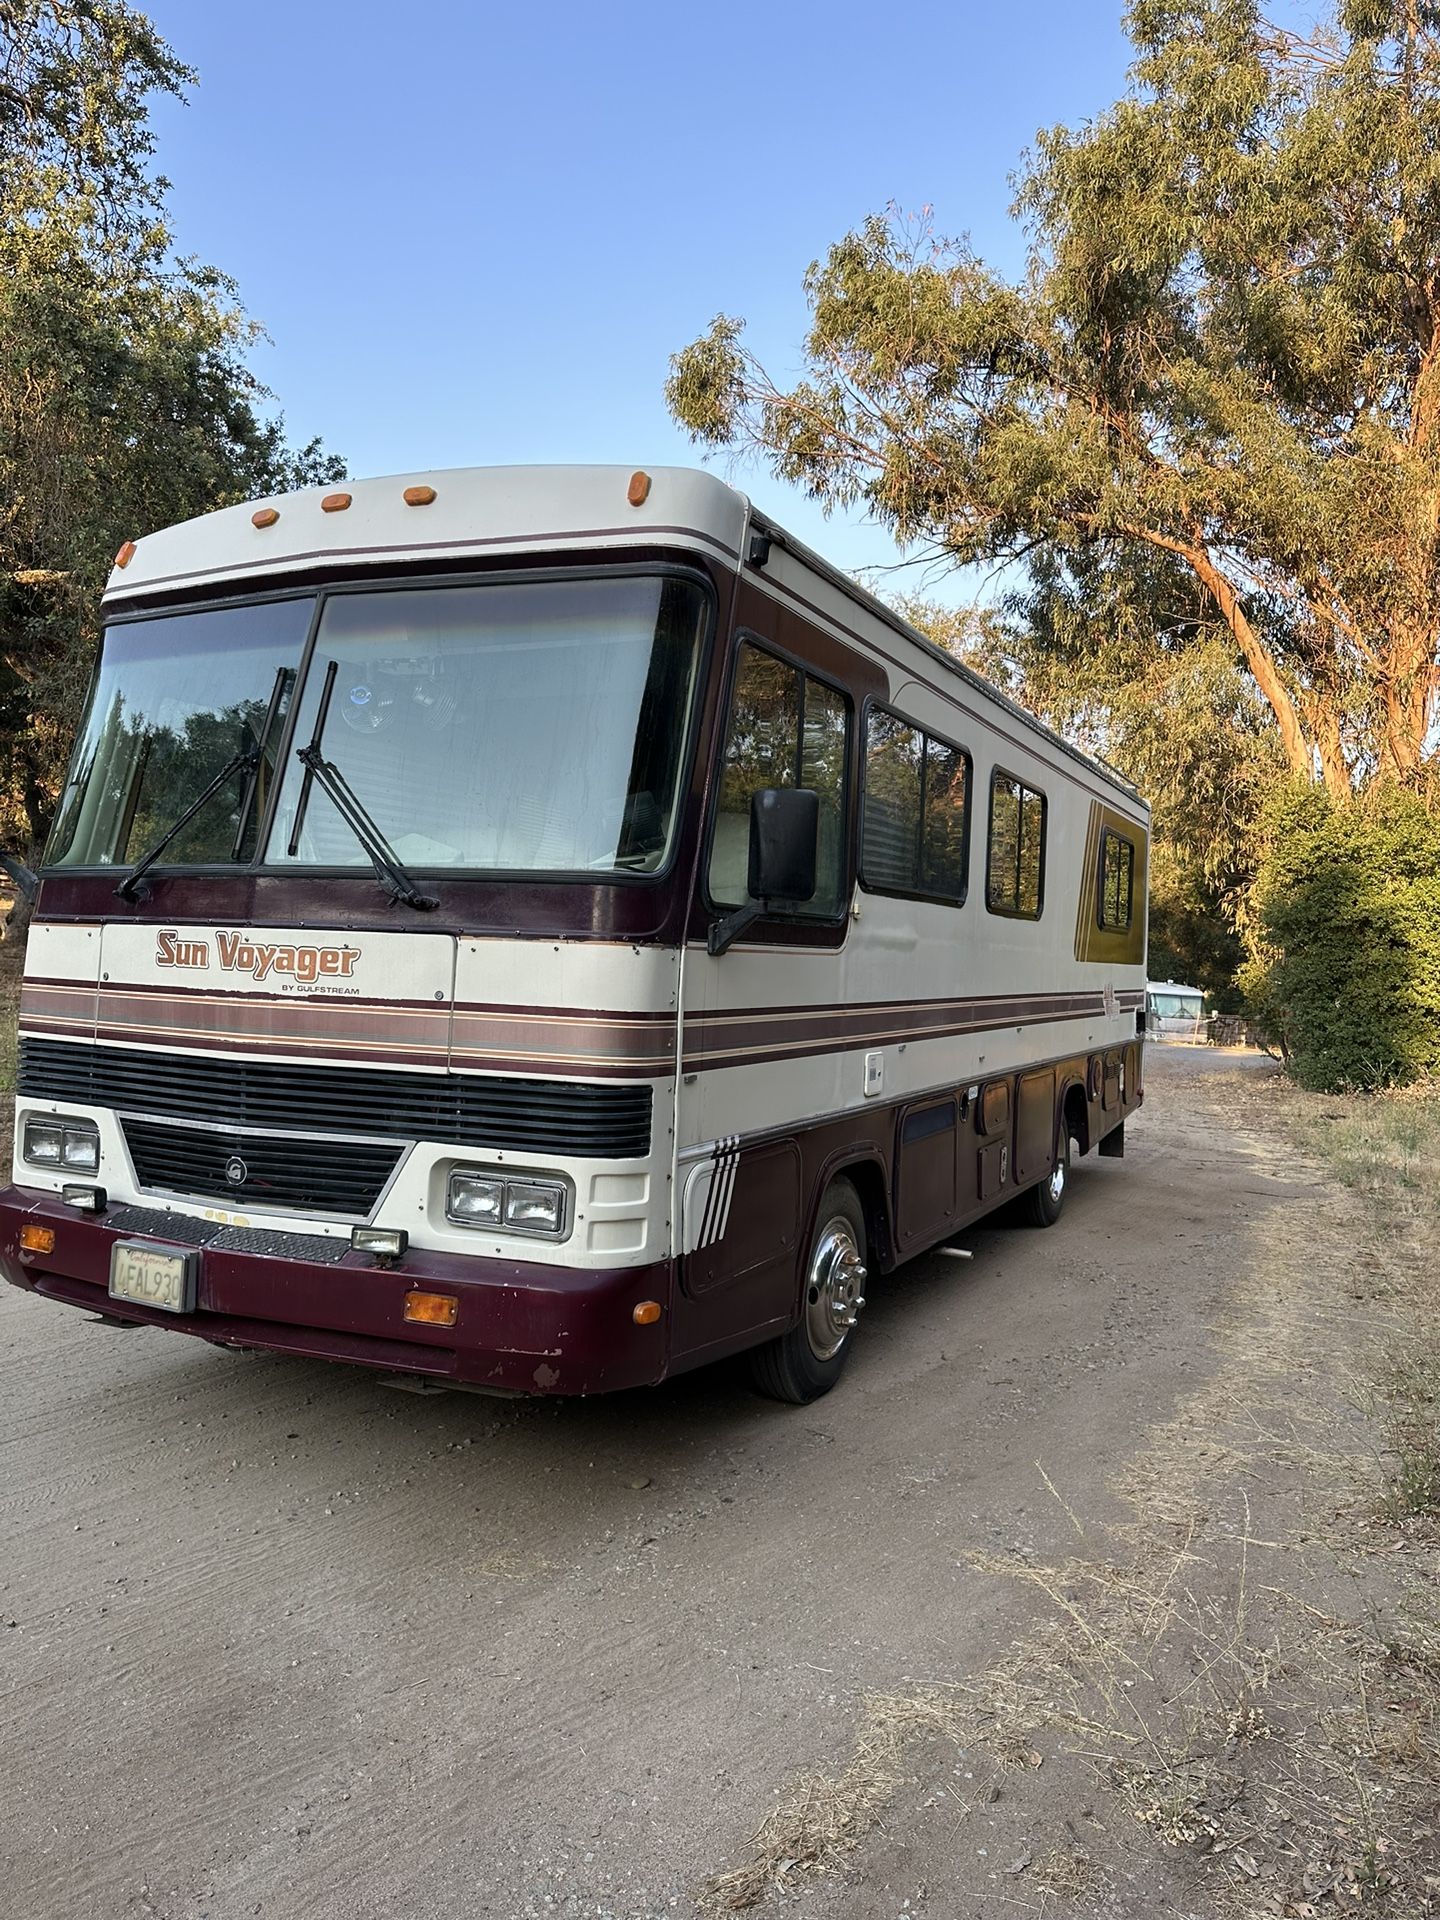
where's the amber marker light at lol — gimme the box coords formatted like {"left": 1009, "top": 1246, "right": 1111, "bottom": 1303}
{"left": 627, "top": 470, "right": 652, "bottom": 506}
{"left": 252, "top": 507, "right": 280, "bottom": 528}
{"left": 321, "top": 492, "right": 352, "bottom": 513}
{"left": 19, "top": 1225, "right": 55, "bottom": 1254}
{"left": 403, "top": 1289, "right": 459, "bottom": 1328}
{"left": 632, "top": 1300, "right": 662, "bottom": 1326}
{"left": 114, "top": 540, "right": 137, "bottom": 569}
{"left": 403, "top": 484, "right": 436, "bottom": 506}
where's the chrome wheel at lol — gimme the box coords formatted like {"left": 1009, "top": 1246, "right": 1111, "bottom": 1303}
{"left": 1046, "top": 1151, "right": 1067, "bottom": 1207}
{"left": 804, "top": 1214, "right": 867, "bottom": 1362}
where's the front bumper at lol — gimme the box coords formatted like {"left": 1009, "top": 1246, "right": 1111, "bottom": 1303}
{"left": 0, "top": 1187, "right": 672, "bottom": 1396}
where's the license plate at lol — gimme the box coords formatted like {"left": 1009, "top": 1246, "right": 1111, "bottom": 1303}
{"left": 108, "top": 1240, "right": 198, "bottom": 1315}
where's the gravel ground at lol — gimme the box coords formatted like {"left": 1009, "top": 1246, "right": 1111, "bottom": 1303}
{"left": 2, "top": 1048, "right": 1293, "bottom": 1919}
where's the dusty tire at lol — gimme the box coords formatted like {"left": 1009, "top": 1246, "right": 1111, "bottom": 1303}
{"left": 1019, "top": 1130, "right": 1072, "bottom": 1228}
{"left": 748, "top": 1179, "right": 868, "bottom": 1404}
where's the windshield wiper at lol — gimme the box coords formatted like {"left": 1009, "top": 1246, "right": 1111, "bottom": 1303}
{"left": 115, "top": 667, "right": 293, "bottom": 903}
{"left": 288, "top": 659, "right": 438, "bottom": 911}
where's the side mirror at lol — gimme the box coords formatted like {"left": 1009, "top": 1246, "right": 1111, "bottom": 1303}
{"left": 709, "top": 788, "right": 821, "bottom": 957}
{"left": 748, "top": 787, "right": 819, "bottom": 905}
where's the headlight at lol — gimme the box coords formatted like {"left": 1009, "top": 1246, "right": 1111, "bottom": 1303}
{"left": 504, "top": 1180, "right": 565, "bottom": 1234}
{"left": 22, "top": 1121, "right": 64, "bottom": 1166}
{"left": 446, "top": 1168, "right": 569, "bottom": 1240}
{"left": 24, "top": 1116, "right": 99, "bottom": 1174}
{"left": 62, "top": 1129, "right": 101, "bottom": 1172}
{"left": 446, "top": 1173, "right": 504, "bottom": 1225}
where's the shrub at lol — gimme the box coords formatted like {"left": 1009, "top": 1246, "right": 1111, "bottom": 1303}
{"left": 1240, "top": 783, "right": 1440, "bottom": 1092}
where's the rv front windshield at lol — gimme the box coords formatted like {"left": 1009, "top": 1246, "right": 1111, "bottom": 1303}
{"left": 46, "top": 572, "right": 708, "bottom": 879}
{"left": 46, "top": 597, "right": 313, "bottom": 869}
{"left": 269, "top": 573, "right": 707, "bottom": 875}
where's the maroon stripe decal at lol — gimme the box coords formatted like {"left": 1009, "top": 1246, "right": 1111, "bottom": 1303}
{"left": 682, "top": 992, "right": 1127, "bottom": 1073}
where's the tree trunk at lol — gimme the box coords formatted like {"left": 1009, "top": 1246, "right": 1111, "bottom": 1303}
{"left": 1180, "top": 543, "right": 1316, "bottom": 782}
{"left": 1378, "top": 630, "right": 1436, "bottom": 783}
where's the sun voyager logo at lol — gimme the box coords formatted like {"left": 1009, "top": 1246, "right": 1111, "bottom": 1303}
{"left": 155, "top": 928, "right": 362, "bottom": 985}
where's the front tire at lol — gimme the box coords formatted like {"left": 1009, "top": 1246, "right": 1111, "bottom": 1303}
{"left": 1019, "top": 1130, "right": 1072, "bottom": 1228}
{"left": 749, "top": 1178, "right": 868, "bottom": 1404}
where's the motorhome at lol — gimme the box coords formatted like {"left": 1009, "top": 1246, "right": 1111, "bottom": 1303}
{"left": 0, "top": 467, "right": 1148, "bottom": 1403}
{"left": 1146, "top": 981, "right": 1207, "bottom": 1042}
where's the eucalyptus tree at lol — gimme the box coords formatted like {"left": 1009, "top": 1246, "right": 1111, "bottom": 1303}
{"left": 0, "top": 1, "right": 340, "bottom": 852}
{"left": 668, "top": 0, "right": 1440, "bottom": 793}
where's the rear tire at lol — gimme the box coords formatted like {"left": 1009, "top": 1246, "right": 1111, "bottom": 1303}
{"left": 1019, "top": 1130, "right": 1072, "bottom": 1228}
{"left": 748, "top": 1178, "right": 868, "bottom": 1404}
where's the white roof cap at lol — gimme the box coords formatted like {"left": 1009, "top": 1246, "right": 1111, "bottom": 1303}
{"left": 104, "top": 464, "right": 751, "bottom": 602}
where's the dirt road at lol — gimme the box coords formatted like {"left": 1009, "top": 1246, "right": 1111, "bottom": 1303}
{"left": 2, "top": 1051, "right": 1299, "bottom": 1919}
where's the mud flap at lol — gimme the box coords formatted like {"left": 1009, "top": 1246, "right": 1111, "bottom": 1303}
{"left": 1098, "top": 1122, "right": 1125, "bottom": 1159}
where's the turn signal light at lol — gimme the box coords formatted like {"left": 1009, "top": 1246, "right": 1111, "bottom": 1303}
{"left": 632, "top": 1300, "right": 662, "bottom": 1326}
{"left": 403, "top": 1289, "right": 459, "bottom": 1328}
{"left": 627, "top": 470, "right": 651, "bottom": 506}
{"left": 114, "top": 540, "right": 137, "bottom": 569}
{"left": 252, "top": 507, "right": 279, "bottom": 528}
{"left": 19, "top": 1225, "right": 55, "bottom": 1254}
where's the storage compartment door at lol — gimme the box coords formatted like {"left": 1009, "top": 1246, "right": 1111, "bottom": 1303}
{"left": 894, "top": 1097, "right": 958, "bottom": 1252}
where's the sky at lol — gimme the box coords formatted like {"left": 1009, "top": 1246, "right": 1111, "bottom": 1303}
{"left": 142, "top": 0, "right": 1139, "bottom": 596}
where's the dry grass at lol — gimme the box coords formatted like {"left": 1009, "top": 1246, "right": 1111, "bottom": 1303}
{"left": 699, "top": 1691, "right": 974, "bottom": 1911}
{"left": 698, "top": 1070, "right": 1440, "bottom": 1916}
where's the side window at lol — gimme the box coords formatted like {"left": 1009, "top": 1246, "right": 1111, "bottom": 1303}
{"left": 1098, "top": 828, "right": 1135, "bottom": 930}
{"left": 986, "top": 770, "right": 1046, "bottom": 918}
{"left": 861, "top": 709, "right": 970, "bottom": 902}
{"left": 707, "top": 639, "right": 850, "bottom": 917}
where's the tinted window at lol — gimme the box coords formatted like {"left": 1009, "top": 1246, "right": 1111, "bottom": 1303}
{"left": 986, "top": 771, "right": 1046, "bottom": 918}
{"left": 861, "top": 710, "right": 970, "bottom": 901}
{"left": 708, "top": 640, "right": 850, "bottom": 917}
{"left": 1098, "top": 829, "right": 1135, "bottom": 930}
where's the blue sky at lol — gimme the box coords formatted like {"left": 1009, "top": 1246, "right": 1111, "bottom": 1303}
{"left": 144, "top": 1, "right": 1138, "bottom": 593}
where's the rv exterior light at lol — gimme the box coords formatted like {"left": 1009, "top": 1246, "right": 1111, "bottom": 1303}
{"left": 22, "top": 1120, "right": 63, "bottom": 1166}
{"left": 252, "top": 507, "right": 280, "bottom": 528}
{"left": 62, "top": 1127, "right": 101, "bottom": 1172}
{"left": 627, "top": 470, "right": 652, "bottom": 506}
{"left": 351, "top": 1226, "right": 408, "bottom": 1261}
{"left": 114, "top": 540, "right": 137, "bottom": 569}
{"left": 403, "top": 485, "right": 436, "bottom": 506}
{"left": 446, "top": 1168, "right": 570, "bottom": 1240}
{"left": 19, "top": 1225, "right": 55, "bottom": 1255}
{"left": 446, "top": 1173, "right": 504, "bottom": 1225}
{"left": 503, "top": 1180, "right": 565, "bottom": 1235}
{"left": 321, "top": 492, "right": 352, "bottom": 513}
{"left": 632, "top": 1300, "right": 662, "bottom": 1326}
{"left": 61, "top": 1183, "right": 107, "bottom": 1212}
{"left": 403, "top": 1289, "right": 459, "bottom": 1328}
{"left": 23, "top": 1116, "right": 98, "bottom": 1173}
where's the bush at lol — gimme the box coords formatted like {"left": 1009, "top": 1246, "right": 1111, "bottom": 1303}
{"left": 1241, "top": 783, "right": 1440, "bottom": 1092}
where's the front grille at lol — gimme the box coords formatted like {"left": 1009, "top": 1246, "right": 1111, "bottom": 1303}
{"left": 121, "top": 1117, "right": 402, "bottom": 1217}
{"left": 18, "top": 1036, "right": 652, "bottom": 1160}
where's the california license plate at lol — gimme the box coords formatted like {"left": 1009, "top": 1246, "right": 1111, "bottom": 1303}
{"left": 108, "top": 1241, "right": 197, "bottom": 1314}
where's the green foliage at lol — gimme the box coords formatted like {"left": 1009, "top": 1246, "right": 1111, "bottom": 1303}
{"left": 1241, "top": 783, "right": 1440, "bottom": 1089}
{"left": 0, "top": 2, "right": 342, "bottom": 852}
{"left": 668, "top": 1, "right": 1440, "bottom": 793}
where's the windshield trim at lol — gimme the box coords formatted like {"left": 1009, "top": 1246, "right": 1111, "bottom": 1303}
{"left": 49, "top": 560, "right": 719, "bottom": 889}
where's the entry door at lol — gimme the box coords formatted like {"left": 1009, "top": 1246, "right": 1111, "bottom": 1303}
{"left": 671, "top": 611, "right": 865, "bottom": 1365}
